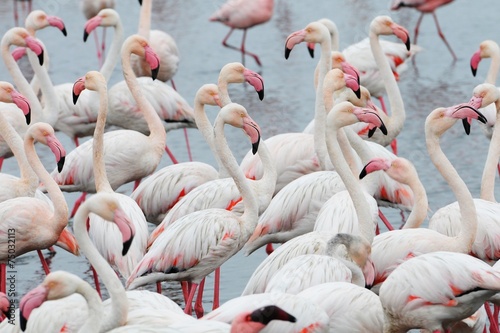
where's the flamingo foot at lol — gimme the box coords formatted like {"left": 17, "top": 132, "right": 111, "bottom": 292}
{"left": 70, "top": 192, "right": 88, "bottom": 218}
{"left": 183, "top": 282, "right": 198, "bottom": 316}
{"left": 212, "top": 268, "right": 220, "bottom": 311}
{"left": 265, "top": 243, "right": 274, "bottom": 255}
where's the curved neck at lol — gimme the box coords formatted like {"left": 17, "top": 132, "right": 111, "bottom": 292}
{"left": 24, "top": 134, "right": 68, "bottom": 233}
{"left": 369, "top": 30, "right": 406, "bottom": 138}
{"left": 74, "top": 205, "right": 128, "bottom": 332}
{"left": 27, "top": 49, "right": 59, "bottom": 126}
{"left": 137, "top": 0, "right": 151, "bottom": 39}
{"left": 485, "top": 50, "right": 500, "bottom": 85}
{"left": 100, "top": 21, "right": 123, "bottom": 82}
{"left": 401, "top": 174, "right": 428, "bottom": 229}
{"left": 75, "top": 281, "right": 104, "bottom": 332}
{"left": 313, "top": 37, "right": 332, "bottom": 170}
{"left": 193, "top": 98, "right": 226, "bottom": 176}
{"left": 326, "top": 120, "right": 375, "bottom": 243}
{"left": 425, "top": 127, "right": 477, "bottom": 251}
{"left": 213, "top": 117, "right": 258, "bottom": 235}
{"left": 254, "top": 140, "right": 276, "bottom": 197}
{"left": 480, "top": 99, "right": 500, "bottom": 202}
{"left": 93, "top": 83, "right": 113, "bottom": 193}
{"left": 121, "top": 47, "right": 166, "bottom": 146}
{"left": 0, "top": 110, "right": 37, "bottom": 186}
{"left": 217, "top": 77, "right": 233, "bottom": 106}
{"left": 1, "top": 39, "right": 43, "bottom": 122}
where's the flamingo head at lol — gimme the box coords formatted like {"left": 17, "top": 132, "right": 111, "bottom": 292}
{"left": 219, "top": 63, "right": 265, "bottom": 100}
{"left": 0, "top": 82, "right": 31, "bottom": 124}
{"left": 73, "top": 71, "right": 106, "bottom": 104}
{"left": 470, "top": 40, "right": 499, "bottom": 77}
{"left": 345, "top": 73, "right": 361, "bottom": 99}
{"left": 25, "top": 10, "right": 67, "bottom": 36}
{"left": 123, "top": 35, "right": 161, "bottom": 81}
{"left": 371, "top": 16, "right": 410, "bottom": 51}
{"left": 426, "top": 104, "right": 487, "bottom": 137}
{"left": 360, "top": 157, "right": 417, "bottom": 186}
{"left": 243, "top": 68, "right": 265, "bottom": 101}
{"left": 237, "top": 305, "right": 296, "bottom": 329}
{"left": 114, "top": 207, "right": 136, "bottom": 256}
{"left": 196, "top": 84, "right": 222, "bottom": 107}
{"left": 83, "top": 8, "right": 119, "bottom": 42}
{"left": 0, "top": 293, "right": 10, "bottom": 320}
{"left": 285, "top": 22, "right": 330, "bottom": 59}
{"left": 329, "top": 101, "right": 387, "bottom": 137}
{"left": 72, "top": 76, "right": 86, "bottom": 105}
{"left": 220, "top": 103, "right": 261, "bottom": 155}
{"left": 5, "top": 28, "right": 45, "bottom": 66}
{"left": 28, "top": 123, "right": 67, "bottom": 172}
{"left": 470, "top": 49, "right": 482, "bottom": 77}
{"left": 359, "top": 157, "right": 392, "bottom": 179}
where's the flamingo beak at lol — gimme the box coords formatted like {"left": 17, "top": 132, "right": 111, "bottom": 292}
{"left": 114, "top": 208, "right": 135, "bottom": 256}
{"left": 470, "top": 50, "right": 481, "bottom": 77}
{"left": 243, "top": 69, "right": 265, "bottom": 101}
{"left": 307, "top": 42, "right": 315, "bottom": 58}
{"left": 359, "top": 158, "right": 391, "bottom": 179}
{"left": 20, "top": 285, "right": 48, "bottom": 331}
{"left": 284, "top": 29, "right": 306, "bottom": 59}
{"left": 72, "top": 76, "right": 86, "bottom": 105}
{"left": 249, "top": 305, "right": 297, "bottom": 325}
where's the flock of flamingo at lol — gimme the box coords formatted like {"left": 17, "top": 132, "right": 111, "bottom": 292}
{"left": 0, "top": 0, "right": 499, "bottom": 332}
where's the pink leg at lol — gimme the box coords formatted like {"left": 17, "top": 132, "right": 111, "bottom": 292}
{"left": 497, "top": 163, "right": 500, "bottom": 178}
{"left": 156, "top": 281, "right": 162, "bottom": 294}
{"left": 413, "top": 12, "right": 425, "bottom": 46}
{"left": 0, "top": 264, "right": 5, "bottom": 293}
{"left": 212, "top": 268, "right": 220, "bottom": 310}
{"left": 73, "top": 136, "right": 80, "bottom": 147}
{"left": 170, "top": 79, "right": 177, "bottom": 91}
{"left": 36, "top": 250, "right": 50, "bottom": 275}
{"left": 184, "top": 128, "right": 193, "bottom": 162}
{"left": 183, "top": 282, "right": 198, "bottom": 316}
{"left": 133, "top": 179, "right": 142, "bottom": 191}
{"left": 0, "top": 157, "right": 4, "bottom": 171}
{"left": 91, "top": 265, "right": 102, "bottom": 299}
{"left": 378, "top": 209, "right": 394, "bottom": 231}
{"left": 240, "top": 28, "right": 262, "bottom": 67}
{"left": 164, "top": 145, "right": 179, "bottom": 164}
{"left": 265, "top": 243, "right": 274, "bottom": 255}
{"left": 493, "top": 305, "right": 500, "bottom": 333}
{"left": 47, "top": 246, "right": 56, "bottom": 254}
{"left": 194, "top": 278, "right": 206, "bottom": 318}
{"left": 377, "top": 96, "right": 388, "bottom": 115}
{"left": 375, "top": 223, "right": 380, "bottom": 235}
{"left": 93, "top": 29, "right": 103, "bottom": 67}
{"left": 13, "top": 0, "right": 19, "bottom": 26}
{"left": 484, "top": 302, "right": 497, "bottom": 333}
{"left": 180, "top": 281, "right": 189, "bottom": 303}
{"left": 431, "top": 12, "right": 456, "bottom": 61}
{"left": 70, "top": 192, "right": 87, "bottom": 218}
{"left": 101, "top": 27, "right": 107, "bottom": 63}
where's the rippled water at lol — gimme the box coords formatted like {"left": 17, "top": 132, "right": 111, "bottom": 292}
{"left": 0, "top": 0, "right": 499, "bottom": 322}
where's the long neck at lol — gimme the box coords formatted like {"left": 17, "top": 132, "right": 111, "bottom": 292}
{"left": 93, "top": 84, "right": 113, "bottom": 193}
{"left": 213, "top": 119, "right": 258, "bottom": 236}
{"left": 401, "top": 173, "right": 428, "bottom": 229}
{"left": 26, "top": 48, "right": 59, "bottom": 125}
{"left": 24, "top": 135, "right": 68, "bottom": 234}
{"left": 313, "top": 37, "right": 332, "bottom": 170}
{"left": 485, "top": 50, "right": 500, "bottom": 85}
{"left": 100, "top": 21, "right": 123, "bottom": 82}
{"left": 137, "top": 0, "right": 151, "bottom": 39}
{"left": 74, "top": 205, "right": 128, "bottom": 332}
{"left": 425, "top": 128, "right": 477, "bottom": 251}
{"left": 75, "top": 281, "right": 104, "bottom": 332}
{"left": 254, "top": 140, "right": 276, "bottom": 200}
{"left": 480, "top": 99, "right": 500, "bottom": 202}
{"left": 369, "top": 30, "right": 406, "bottom": 137}
{"left": 1, "top": 39, "right": 43, "bottom": 122}
{"left": 0, "top": 110, "right": 38, "bottom": 187}
{"left": 121, "top": 49, "right": 166, "bottom": 146}
{"left": 326, "top": 121, "right": 375, "bottom": 243}
{"left": 217, "top": 77, "right": 232, "bottom": 106}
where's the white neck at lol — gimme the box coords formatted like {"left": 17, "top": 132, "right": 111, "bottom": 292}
{"left": 93, "top": 82, "right": 113, "bottom": 193}
{"left": 73, "top": 204, "right": 128, "bottom": 332}
{"left": 485, "top": 49, "right": 500, "bottom": 85}
{"left": 326, "top": 113, "right": 375, "bottom": 243}
{"left": 401, "top": 172, "right": 428, "bottom": 229}
{"left": 253, "top": 140, "right": 276, "bottom": 203}
{"left": 75, "top": 280, "right": 104, "bottom": 332}
{"left": 138, "top": 0, "right": 151, "bottom": 39}
{"left": 24, "top": 132, "right": 68, "bottom": 236}
{"left": 369, "top": 28, "right": 406, "bottom": 142}
{"left": 425, "top": 124, "right": 478, "bottom": 251}
{"left": 480, "top": 98, "right": 500, "bottom": 202}
{"left": 121, "top": 45, "right": 166, "bottom": 148}
{"left": 100, "top": 20, "right": 123, "bottom": 82}
{"left": 213, "top": 116, "right": 258, "bottom": 236}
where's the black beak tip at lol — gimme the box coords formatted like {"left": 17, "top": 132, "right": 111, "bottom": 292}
{"left": 37, "top": 51, "right": 44, "bottom": 66}
{"left": 257, "top": 89, "right": 264, "bottom": 101}
{"left": 138, "top": 0, "right": 142, "bottom": 5}
{"left": 405, "top": 39, "right": 411, "bottom": 52}
{"left": 25, "top": 112, "right": 31, "bottom": 125}
{"left": 252, "top": 139, "right": 260, "bottom": 155}
{"left": 368, "top": 127, "right": 376, "bottom": 138}
{"left": 471, "top": 65, "right": 477, "bottom": 77}
{"left": 20, "top": 313, "right": 27, "bottom": 331}
{"left": 284, "top": 47, "right": 291, "bottom": 60}
{"left": 83, "top": 31, "right": 89, "bottom": 43}
{"left": 57, "top": 156, "right": 65, "bottom": 173}
{"left": 354, "top": 88, "right": 361, "bottom": 99}
{"left": 122, "top": 236, "right": 134, "bottom": 256}
{"left": 359, "top": 166, "right": 368, "bottom": 179}
{"left": 151, "top": 67, "right": 159, "bottom": 81}
{"left": 379, "top": 123, "right": 388, "bottom": 135}
{"left": 61, "top": 27, "right": 67, "bottom": 37}
{"left": 307, "top": 46, "right": 314, "bottom": 58}
{"left": 462, "top": 118, "right": 471, "bottom": 135}
{"left": 73, "top": 92, "right": 79, "bottom": 105}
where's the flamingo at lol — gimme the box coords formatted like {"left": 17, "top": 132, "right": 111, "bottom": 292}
{"left": 13, "top": 0, "right": 32, "bottom": 26}
{"left": 428, "top": 84, "right": 500, "bottom": 265}
{"left": 209, "top": 0, "right": 274, "bottom": 67}
{"left": 390, "top": 0, "right": 456, "bottom": 60}
{"left": 126, "top": 103, "right": 262, "bottom": 319}
{"left": 297, "top": 282, "right": 385, "bottom": 332}
{"left": 264, "top": 234, "right": 368, "bottom": 295}
{"left": 379, "top": 251, "right": 500, "bottom": 332}
{"left": 72, "top": 71, "right": 149, "bottom": 284}
{"left": 201, "top": 292, "right": 330, "bottom": 332}
{"left": 0, "top": 292, "right": 9, "bottom": 322}
{"left": 49, "top": 35, "right": 166, "bottom": 204}
{"left": 368, "top": 104, "right": 487, "bottom": 294}
{"left": 80, "top": 0, "right": 115, "bottom": 66}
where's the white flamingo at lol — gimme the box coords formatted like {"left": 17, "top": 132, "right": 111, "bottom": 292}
{"left": 379, "top": 251, "right": 500, "bottom": 332}
{"left": 297, "top": 282, "right": 385, "bottom": 332}
{"left": 369, "top": 104, "right": 486, "bottom": 293}
{"left": 126, "top": 103, "right": 262, "bottom": 319}
{"left": 428, "top": 83, "right": 500, "bottom": 265}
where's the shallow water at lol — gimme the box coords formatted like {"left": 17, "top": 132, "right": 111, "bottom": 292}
{"left": 0, "top": 0, "right": 499, "bottom": 325}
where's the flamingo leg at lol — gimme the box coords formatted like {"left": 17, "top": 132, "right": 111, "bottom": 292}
{"left": 73, "top": 136, "right": 80, "bottom": 147}
{"left": 0, "top": 157, "right": 4, "bottom": 171}
{"left": 212, "top": 267, "right": 220, "bottom": 310}
{"left": 240, "top": 28, "right": 262, "bottom": 67}
{"left": 413, "top": 12, "right": 425, "bottom": 46}
{"left": 70, "top": 192, "right": 88, "bottom": 218}
{"left": 101, "top": 27, "right": 107, "bottom": 63}
{"left": 133, "top": 179, "right": 142, "bottom": 191}
{"left": 180, "top": 281, "right": 189, "bottom": 303}
{"left": 164, "top": 145, "right": 179, "bottom": 164}
{"left": 170, "top": 79, "right": 177, "bottom": 91}
{"left": 183, "top": 282, "right": 198, "bottom": 316}
{"left": 378, "top": 209, "right": 394, "bottom": 231}
{"left": 47, "top": 246, "right": 56, "bottom": 254}
{"left": 430, "top": 12, "right": 456, "bottom": 61}
{"left": 91, "top": 265, "right": 102, "bottom": 299}
{"left": 265, "top": 243, "right": 274, "bottom": 255}
{"left": 36, "top": 250, "right": 51, "bottom": 275}
{"left": 184, "top": 128, "right": 193, "bottom": 162}
{"left": 0, "top": 264, "right": 5, "bottom": 293}
{"left": 377, "top": 96, "right": 388, "bottom": 115}
{"left": 493, "top": 305, "right": 500, "bottom": 333}
{"left": 93, "top": 29, "right": 103, "bottom": 68}
{"left": 156, "top": 281, "right": 162, "bottom": 294}
{"left": 13, "top": 0, "right": 19, "bottom": 26}
{"left": 194, "top": 278, "right": 206, "bottom": 318}
{"left": 375, "top": 223, "right": 380, "bottom": 235}
{"left": 497, "top": 163, "right": 500, "bottom": 178}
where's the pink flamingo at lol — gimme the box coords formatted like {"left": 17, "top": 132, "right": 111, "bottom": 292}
{"left": 379, "top": 251, "right": 500, "bottom": 332}
{"left": 126, "top": 103, "right": 262, "bottom": 319}
{"left": 49, "top": 35, "right": 165, "bottom": 211}
{"left": 0, "top": 292, "right": 9, "bottom": 323}
{"left": 80, "top": 0, "right": 115, "bottom": 67}
{"left": 368, "top": 104, "right": 487, "bottom": 294}
{"left": 297, "top": 282, "right": 384, "bottom": 332}
{"left": 390, "top": 0, "right": 457, "bottom": 60}
{"left": 209, "top": 0, "right": 274, "bottom": 67}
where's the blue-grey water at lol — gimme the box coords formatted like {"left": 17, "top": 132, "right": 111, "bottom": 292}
{"left": 0, "top": 0, "right": 499, "bottom": 324}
